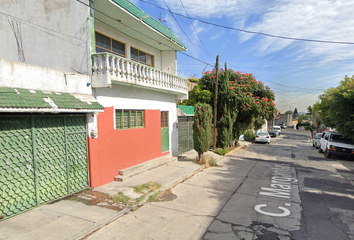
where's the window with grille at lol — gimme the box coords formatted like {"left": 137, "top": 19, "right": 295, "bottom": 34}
{"left": 116, "top": 110, "right": 144, "bottom": 130}
{"left": 95, "top": 31, "right": 125, "bottom": 57}
{"left": 161, "top": 111, "right": 168, "bottom": 128}
{"left": 131, "top": 47, "right": 154, "bottom": 67}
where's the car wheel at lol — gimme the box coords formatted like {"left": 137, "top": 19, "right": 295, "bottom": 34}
{"left": 324, "top": 148, "right": 331, "bottom": 158}
{"left": 313, "top": 143, "right": 315, "bottom": 147}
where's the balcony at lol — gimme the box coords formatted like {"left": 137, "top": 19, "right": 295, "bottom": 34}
{"left": 91, "top": 53, "right": 188, "bottom": 98}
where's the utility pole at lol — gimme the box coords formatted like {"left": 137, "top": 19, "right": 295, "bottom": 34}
{"left": 213, "top": 54, "right": 219, "bottom": 150}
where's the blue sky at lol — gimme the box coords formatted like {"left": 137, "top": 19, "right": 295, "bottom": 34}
{"left": 132, "top": 0, "right": 354, "bottom": 113}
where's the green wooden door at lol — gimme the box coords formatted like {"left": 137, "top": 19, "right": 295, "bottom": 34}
{"left": 0, "top": 114, "right": 88, "bottom": 220}
{"left": 161, "top": 111, "right": 169, "bottom": 152}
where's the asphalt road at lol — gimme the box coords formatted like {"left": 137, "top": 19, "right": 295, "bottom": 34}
{"left": 86, "top": 128, "right": 354, "bottom": 240}
{"left": 203, "top": 128, "right": 354, "bottom": 240}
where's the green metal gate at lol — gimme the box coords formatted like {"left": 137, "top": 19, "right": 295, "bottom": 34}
{"left": 0, "top": 114, "right": 88, "bottom": 220}
{"left": 178, "top": 116, "right": 194, "bottom": 155}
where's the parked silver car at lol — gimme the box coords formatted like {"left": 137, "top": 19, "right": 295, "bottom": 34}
{"left": 312, "top": 133, "right": 322, "bottom": 149}
{"left": 255, "top": 132, "right": 271, "bottom": 144}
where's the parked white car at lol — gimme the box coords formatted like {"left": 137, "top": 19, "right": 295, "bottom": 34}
{"left": 255, "top": 132, "right": 271, "bottom": 144}
{"left": 319, "top": 132, "right": 354, "bottom": 158}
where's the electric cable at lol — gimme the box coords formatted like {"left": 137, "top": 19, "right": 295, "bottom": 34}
{"left": 161, "top": 0, "right": 205, "bottom": 61}
{"left": 178, "top": 0, "right": 213, "bottom": 62}
{"left": 137, "top": 0, "right": 354, "bottom": 45}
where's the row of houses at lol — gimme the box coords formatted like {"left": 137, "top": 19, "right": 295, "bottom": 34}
{"left": 0, "top": 0, "right": 192, "bottom": 219}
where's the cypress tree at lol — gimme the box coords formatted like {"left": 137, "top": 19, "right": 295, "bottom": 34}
{"left": 217, "top": 64, "right": 237, "bottom": 148}
{"left": 193, "top": 103, "right": 213, "bottom": 161}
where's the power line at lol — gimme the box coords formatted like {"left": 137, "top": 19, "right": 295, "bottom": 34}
{"left": 161, "top": 0, "right": 205, "bottom": 61}
{"left": 261, "top": 80, "right": 324, "bottom": 91}
{"left": 178, "top": 0, "right": 213, "bottom": 62}
{"left": 229, "top": 58, "right": 354, "bottom": 69}
{"left": 179, "top": 52, "right": 213, "bottom": 67}
{"left": 137, "top": 0, "right": 354, "bottom": 45}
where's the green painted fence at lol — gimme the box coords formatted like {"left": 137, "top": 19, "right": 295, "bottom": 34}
{"left": 0, "top": 114, "right": 88, "bottom": 220}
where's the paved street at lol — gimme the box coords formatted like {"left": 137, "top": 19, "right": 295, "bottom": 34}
{"left": 85, "top": 128, "right": 354, "bottom": 240}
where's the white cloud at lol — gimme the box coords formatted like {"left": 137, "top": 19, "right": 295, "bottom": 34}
{"left": 158, "top": 0, "right": 354, "bottom": 62}
{"left": 239, "top": 0, "right": 354, "bottom": 60}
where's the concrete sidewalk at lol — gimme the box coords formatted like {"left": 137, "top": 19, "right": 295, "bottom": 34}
{"left": 0, "top": 141, "right": 250, "bottom": 240}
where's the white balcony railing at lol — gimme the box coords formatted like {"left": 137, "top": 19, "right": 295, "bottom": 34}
{"left": 91, "top": 53, "right": 188, "bottom": 95}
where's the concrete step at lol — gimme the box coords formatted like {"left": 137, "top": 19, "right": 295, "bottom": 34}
{"left": 114, "top": 154, "right": 177, "bottom": 182}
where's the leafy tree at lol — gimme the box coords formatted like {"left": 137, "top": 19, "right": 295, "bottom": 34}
{"left": 297, "top": 114, "right": 308, "bottom": 124}
{"left": 293, "top": 108, "right": 299, "bottom": 118}
{"left": 180, "top": 85, "right": 213, "bottom": 106}
{"left": 307, "top": 102, "right": 322, "bottom": 137}
{"left": 253, "top": 117, "right": 266, "bottom": 131}
{"left": 199, "top": 66, "right": 276, "bottom": 147}
{"left": 319, "top": 75, "right": 354, "bottom": 140}
{"left": 216, "top": 64, "right": 237, "bottom": 147}
{"left": 193, "top": 103, "right": 213, "bottom": 161}
{"left": 285, "top": 110, "right": 292, "bottom": 115}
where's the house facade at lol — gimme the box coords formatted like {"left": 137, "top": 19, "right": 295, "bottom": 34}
{"left": 278, "top": 113, "right": 292, "bottom": 127}
{"left": 0, "top": 0, "right": 187, "bottom": 219}
{"left": 0, "top": 0, "right": 106, "bottom": 219}
{"left": 88, "top": 0, "right": 188, "bottom": 187}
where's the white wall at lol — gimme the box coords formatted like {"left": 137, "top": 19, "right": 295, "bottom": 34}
{"left": 0, "top": 0, "right": 91, "bottom": 75}
{"left": 94, "top": 20, "right": 177, "bottom": 75}
{"left": 161, "top": 51, "right": 177, "bottom": 75}
{"left": 96, "top": 85, "right": 179, "bottom": 156}
{"left": 0, "top": 58, "right": 92, "bottom": 95}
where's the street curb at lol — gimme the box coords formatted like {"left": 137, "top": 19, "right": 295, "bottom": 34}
{"left": 129, "top": 164, "right": 206, "bottom": 210}
{"left": 77, "top": 208, "right": 130, "bottom": 240}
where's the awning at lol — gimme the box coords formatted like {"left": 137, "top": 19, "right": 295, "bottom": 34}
{"left": 177, "top": 105, "right": 194, "bottom": 116}
{"left": 0, "top": 87, "right": 104, "bottom": 113}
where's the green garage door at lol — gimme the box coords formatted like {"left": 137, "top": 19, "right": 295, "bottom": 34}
{"left": 178, "top": 116, "right": 194, "bottom": 155}
{"left": 0, "top": 114, "right": 88, "bottom": 220}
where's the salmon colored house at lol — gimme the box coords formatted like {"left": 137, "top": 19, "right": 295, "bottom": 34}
{"left": 88, "top": 0, "right": 188, "bottom": 187}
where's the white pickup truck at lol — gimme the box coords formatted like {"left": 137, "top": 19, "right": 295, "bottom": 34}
{"left": 319, "top": 132, "right": 354, "bottom": 159}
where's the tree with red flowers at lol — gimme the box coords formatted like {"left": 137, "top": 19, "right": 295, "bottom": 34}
{"left": 198, "top": 65, "right": 276, "bottom": 148}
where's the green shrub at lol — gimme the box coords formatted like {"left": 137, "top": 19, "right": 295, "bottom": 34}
{"left": 244, "top": 130, "right": 255, "bottom": 142}
{"left": 214, "top": 148, "right": 224, "bottom": 155}
{"left": 214, "top": 147, "right": 231, "bottom": 156}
